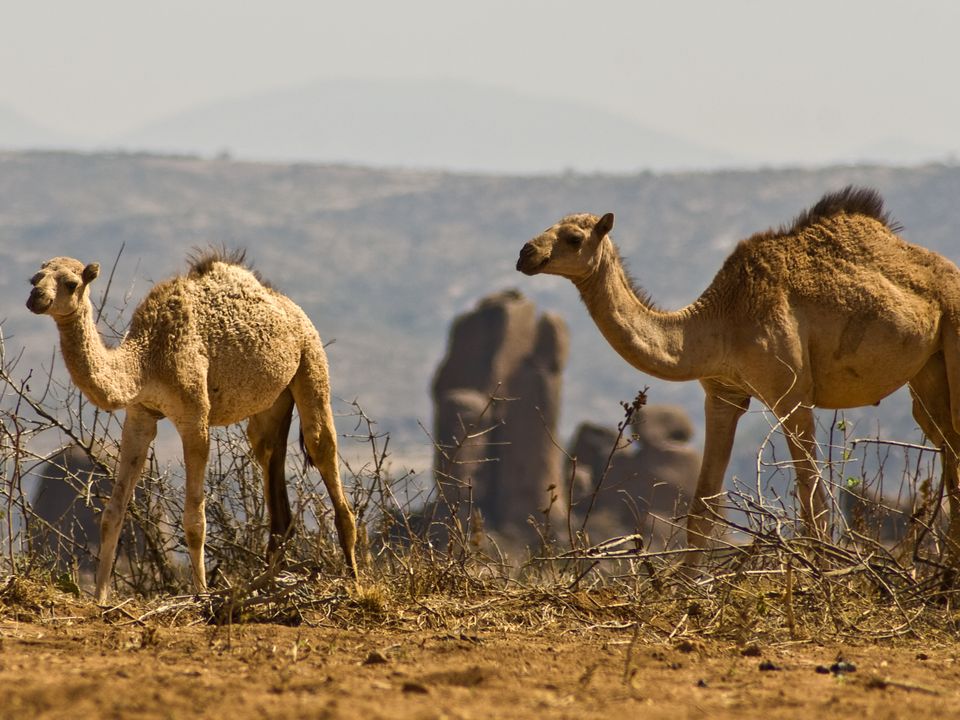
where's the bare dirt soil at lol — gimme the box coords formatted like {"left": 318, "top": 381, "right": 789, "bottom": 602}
{"left": 2, "top": 601, "right": 957, "bottom": 720}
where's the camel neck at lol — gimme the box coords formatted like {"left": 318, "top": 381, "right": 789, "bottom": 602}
{"left": 55, "top": 301, "right": 142, "bottom": 411}
{"left": 573, "top": 239, "right": 710, "bottom": 382}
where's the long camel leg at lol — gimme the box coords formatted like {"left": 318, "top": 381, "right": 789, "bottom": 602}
{"left": 247, "top": 389, "right": 295, "bottom": 558}
{"left": 941, "top": 319, "right": 960, "bottom": 434}
{"left": 95, "top": 405, "right": 158, "bottom": 604}
{"left": 780, "top": 404, "right": 829, "bottom": 538}
{"left": 909, "top": 355, "right": 960, "bottom": 567}
{"left": 685, "top": 385, "right": 750, "bottom": 566}
{"left": 176, "top": 418, "right": 211, "bottom": 593}
{"left": 290, "top": 346, "right": 357, "bottom": 576}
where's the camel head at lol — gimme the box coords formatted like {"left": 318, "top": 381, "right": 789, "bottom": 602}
{"left": 516, "top": 212, "right": 614, "bottom": 280}
{"left": 26, "top": 257, "right": 100, "bottom": 318}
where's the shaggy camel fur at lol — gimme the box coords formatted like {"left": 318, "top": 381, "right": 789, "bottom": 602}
{"left": 27, "top": 251, "right": 357, "bottom": 602}
{"left": 517, "top": 187, "right": 960, "bottom": 562}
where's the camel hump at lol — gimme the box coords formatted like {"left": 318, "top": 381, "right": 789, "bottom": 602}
{"left": 787, "top": 185, "right": 901, "bottom": 236}
{"left": 187, "top": 246, "right": 253, "bottom": 278}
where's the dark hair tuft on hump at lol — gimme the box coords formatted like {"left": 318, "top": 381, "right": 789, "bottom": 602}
{"left": 785, "top": 185, "right": 902, "bottom": 235}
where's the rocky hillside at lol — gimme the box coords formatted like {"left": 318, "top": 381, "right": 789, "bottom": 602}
{"left": 3, "top": 151, "right": 959, "bottom": 480}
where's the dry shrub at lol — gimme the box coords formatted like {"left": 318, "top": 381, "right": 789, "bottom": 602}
{"left": 2, "top": 280, "right": 959, "bottom": 644}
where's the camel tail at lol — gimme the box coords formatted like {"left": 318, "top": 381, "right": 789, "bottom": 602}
{"left": 298, "top": 428, "right": 317, "bottom": 469}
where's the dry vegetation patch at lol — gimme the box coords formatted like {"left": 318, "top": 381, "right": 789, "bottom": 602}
{"left": 2, "top": 573, "right": 959, "bottom": 720}
{"left": 4, "top": 293, "right": 960, "bottom": 717}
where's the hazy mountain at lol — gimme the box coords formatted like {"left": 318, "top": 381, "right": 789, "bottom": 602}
{"left": 117, "top": 78, "right": 731, "bottom": 173}
{"left": 852, "top": 137, "right": 959, "bottom": 167}
{"left": 2, "top": 151, "right": 959, "bottom": 489}
{"left": 6, "top": 81, "right": 957, "bottom": 172}
{"left": 0, "top": 103, "right": 71, "bottom": 149}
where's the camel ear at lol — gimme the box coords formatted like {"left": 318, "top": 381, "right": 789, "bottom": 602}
{"left": 595, "top": 213, "right": 614, "bottom": 238}
{"left": 82, "top": 263, "right": 100, "bottom": 285}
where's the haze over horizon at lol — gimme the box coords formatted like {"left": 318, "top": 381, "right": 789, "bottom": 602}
{"left": 3, "top": 1, "right": 959, "bottom": 172}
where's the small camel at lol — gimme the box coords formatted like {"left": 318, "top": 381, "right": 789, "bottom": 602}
{"left": 27, "top": 250, "right": 357, "bottom": 602}
{"left": 517, "top": 187, "right": 960, "bottom": 562}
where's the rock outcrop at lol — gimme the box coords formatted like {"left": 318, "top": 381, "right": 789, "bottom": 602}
{"left": 29, "top": 444, "right": 110, "bottom": 567}
{"left": 29, "top": 444, "right": 172, "bottom": 584}
{"left": 567, "top": 405, "right": 701, "bottom": 550}
{"left": 432, "top": 290, "right": 568, "bottom": 549}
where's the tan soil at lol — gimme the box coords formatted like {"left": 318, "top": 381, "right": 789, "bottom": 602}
{"left": 1, "top": 612, "right": 957, "bottom": 720}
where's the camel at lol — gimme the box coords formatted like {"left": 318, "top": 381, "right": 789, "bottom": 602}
{"left": 517, "top": 186, "right": 960, "bottom": 563}
{"left": 26, "top": 250, "right": 357, "bottom": 602}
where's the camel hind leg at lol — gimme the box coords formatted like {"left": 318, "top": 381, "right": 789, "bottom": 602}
{"left": 289, "top": 344, "right": 358, "bottom": 576}
{"left": 943, "top": 318, "right": 960, "bottom": 435}
{"left": 247, "top": 389, "right": 295, "bottom": 558}
{"left": 909, "top": 353, "right": 960, "bottom": 564}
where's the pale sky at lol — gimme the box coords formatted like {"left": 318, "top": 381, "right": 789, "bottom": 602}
{"left": 3, "top": 0, "right": 959, "bottom": 166}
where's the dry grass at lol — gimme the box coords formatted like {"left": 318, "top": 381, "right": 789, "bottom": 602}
{"left": 2, "top": 281, "right": 960, "bottom": 649}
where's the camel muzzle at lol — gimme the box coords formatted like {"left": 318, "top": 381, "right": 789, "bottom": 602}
{"left": 516, "top": 244, "right": 547, "bottom": 275}
{"left": 26, "top": 289, "right": 51, "bottom": 314}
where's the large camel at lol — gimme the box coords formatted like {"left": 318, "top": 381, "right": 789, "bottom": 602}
{"left": 27, "top": 250, "right": 357, "bottom": 602}
{"left": 517, "top": 187, "right": 960, "bottom": 562}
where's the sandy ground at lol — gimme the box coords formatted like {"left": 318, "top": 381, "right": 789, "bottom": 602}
{"left": 2, "top": 610, "right": 958, "bottom": 720}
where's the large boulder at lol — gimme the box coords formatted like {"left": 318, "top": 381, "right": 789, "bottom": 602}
{"left": 432, "top": 291, "right": 568, "bottom": 550}
{"left": 29, "top": 444, "right": 109, "bottom": 567}
{"left": 566, "top": 404, "right": 701, "bottom": 550}
{"left": 29, "top": 444, "right": 173, "bottom": 585}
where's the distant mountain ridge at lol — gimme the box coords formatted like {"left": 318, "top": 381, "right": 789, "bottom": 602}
{"left": 117, "top": 77, "right": 731, "bottom": 173}
{"left": 4, "top": 79, "right": 959, "bottom": 170}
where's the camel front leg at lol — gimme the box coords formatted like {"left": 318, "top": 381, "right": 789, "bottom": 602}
{"left": 177, "top": 421, "right": 211, "bottom": 593}
{"left": 685, "top": 387, "right": 750, "bottom": 567}
{"left": 95, "top": 405, "right": 158, "bottom": 604}
{"left": 781, "top": 405, "right": 828, "bottom": 539}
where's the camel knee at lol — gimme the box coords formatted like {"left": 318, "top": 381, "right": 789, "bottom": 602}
{"left": 182, "top": 503, "right": 206, "bottom": 548}
{"left": 99, "top": 504, "right": 126, "bottom": 542}
{"left": 303, "top": 425, "right": 336, "bottom": 458}
{"left": 184, "top": 523, "right": 204, "bottom": 550}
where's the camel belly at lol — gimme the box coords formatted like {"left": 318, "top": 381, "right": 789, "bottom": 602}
{"left": 811, "top": 365, "right": 915, "bottom": 408}
{"left": 204, "top": 343, "right": 301, "bottom": 426}
{"left": 135, "top": 373, "right": 293, "bottom": 429}
{"left": 807, "top": 315, "right": 939, "bottom": 408}
{"left": 207, "top": 367, "right": 298, "bottom": 426}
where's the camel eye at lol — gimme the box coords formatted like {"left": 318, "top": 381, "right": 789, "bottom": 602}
{"left": 565, "top": 234, "right": 583, "bottom": 248}
{"left": 63, "top": 279, "right": 79, "bottom": 293}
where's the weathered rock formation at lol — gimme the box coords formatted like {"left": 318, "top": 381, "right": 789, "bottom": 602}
{"left": 432, "top": 290, "right": 568, "bottom": 549}
{"left": 567, "top": 404, "right": 701, "bottom": 550}
{"left": 29, "top": 444, "right": 172, "bottom": 583}
{"left": 29, "top": 444, "right": 111, "bottom": 568}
